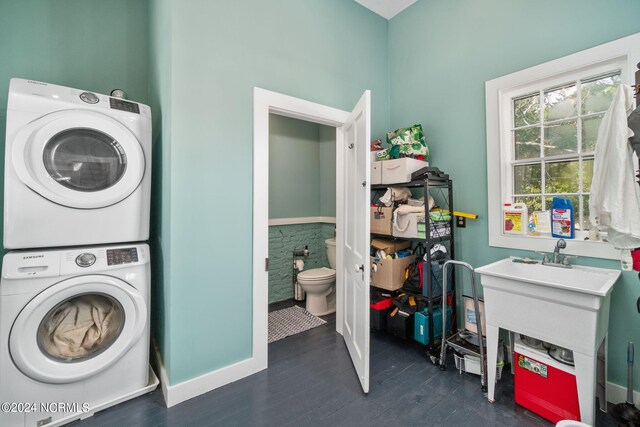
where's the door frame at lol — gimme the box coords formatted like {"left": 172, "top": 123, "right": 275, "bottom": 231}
{"left": 253, "top": 87, "right": 350, "bottom": 370}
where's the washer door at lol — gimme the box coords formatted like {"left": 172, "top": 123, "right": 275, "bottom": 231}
{"left": 9, "top": 275, "right": 147, "bottom": 384}
{"left": 11, "top": 110, "right": 145, "bottom": 209}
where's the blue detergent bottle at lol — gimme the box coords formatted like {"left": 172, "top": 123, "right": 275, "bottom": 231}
{"left": 551, "top": 197, "right": 574, "bottom": 239}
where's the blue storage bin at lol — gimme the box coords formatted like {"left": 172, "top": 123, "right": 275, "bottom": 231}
{"left": 413, "top": 305, "right": 451, "bottom": 345}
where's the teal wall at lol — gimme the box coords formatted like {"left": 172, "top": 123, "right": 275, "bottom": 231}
{"left": 269, "top": 115, "right": 336, "bottom": 219}
{"left": 148, "top": 0, "right": 172, "bottom": 369}
{"left": 269, "top": 115, "right": 321, "bottom": 218}
{"left": 319, "top": 125, "right": 337, "bottom": 217}
{"left": 388, "top": 0, "right": 640, "bottom": 388}
{"left": 0, "top": 0, "right": 150, "bottom": 246}
{"left": 154, "top": 0, "right": 388, "bottom": 384}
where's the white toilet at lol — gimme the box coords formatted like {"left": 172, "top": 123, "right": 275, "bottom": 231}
{"left": 297, "top": 238, "right": 336, "bottom": 316}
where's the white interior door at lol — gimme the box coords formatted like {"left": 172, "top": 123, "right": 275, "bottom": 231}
{"left": 339, "top": 90, "right": 371, "bottom": 393}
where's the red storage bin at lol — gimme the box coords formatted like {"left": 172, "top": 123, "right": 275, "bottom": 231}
{"left": 370, "top": 297, "right": 393, "bottom": 331}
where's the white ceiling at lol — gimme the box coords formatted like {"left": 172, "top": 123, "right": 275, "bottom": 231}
{"left": 353, "top": 0, "right": 417, "bottom": 20}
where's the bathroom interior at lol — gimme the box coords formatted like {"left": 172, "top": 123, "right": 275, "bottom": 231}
{"left": 268, "top": 114, "right": 338, "bottom": 317}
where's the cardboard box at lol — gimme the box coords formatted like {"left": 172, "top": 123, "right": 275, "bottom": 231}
{"left": 370, "top": 206, "right": 393, "bottom": 235}
{"left": 464, "top": 296, "right": 486, "bottom": 336}
{"left": 371, "top": 238, "right": 411, "bottom": 255}
{"left": 370, "top": 254, "right": 416, "bottom": 291}
{"left": 381, "top": 157, "right": 429, "bottom": 184}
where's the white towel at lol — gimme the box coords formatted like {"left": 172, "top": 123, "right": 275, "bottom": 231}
{"left": 40, "top": 295, "right": 118, "bottom": 360}
{"left": 589, "top": 85, "right": 640, "bottom": 247}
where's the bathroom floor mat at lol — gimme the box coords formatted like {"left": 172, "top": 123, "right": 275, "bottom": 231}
{"left": 268, "top": 306, "right": 327, "bottom": 343}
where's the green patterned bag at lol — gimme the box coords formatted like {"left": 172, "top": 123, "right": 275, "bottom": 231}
{"left": 386, "top": 124, "right": 429, "bottom": 160}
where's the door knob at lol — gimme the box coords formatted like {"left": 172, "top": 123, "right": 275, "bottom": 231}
{"left": 355, "top": 264, "right": 364, "bottom": 272}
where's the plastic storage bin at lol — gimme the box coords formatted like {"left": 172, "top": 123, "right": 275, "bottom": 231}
{"left": 370, "top": 297, "right": 393, "bottom": 331}
{"left": 386, "top": 311, "right": 413, "bottom": 339}
{"left": 454, "top": 353, "right": 504, "bottom": 380}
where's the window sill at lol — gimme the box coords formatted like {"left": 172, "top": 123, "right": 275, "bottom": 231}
{"left": 489, "top": 233, "right": 621, "bottom": 260}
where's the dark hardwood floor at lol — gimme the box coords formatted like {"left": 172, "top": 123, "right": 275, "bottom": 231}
{"left": 71, "top": 302, "right": 616, "bottom": 426}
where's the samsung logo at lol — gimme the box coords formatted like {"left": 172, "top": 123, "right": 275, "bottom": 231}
{"left": 26, "top": 80, "right": 47, "bottom": 86}
{"left": 23, "top": 255, "right": 44, "bottom": 259}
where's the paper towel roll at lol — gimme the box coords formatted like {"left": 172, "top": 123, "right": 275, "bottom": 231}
{"left": 295, "top": 259, "right": 304, "bottom": 271}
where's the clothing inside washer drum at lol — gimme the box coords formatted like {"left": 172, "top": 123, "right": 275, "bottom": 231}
{"left": 37, "top": 294, "right": 125, "bottom": 361}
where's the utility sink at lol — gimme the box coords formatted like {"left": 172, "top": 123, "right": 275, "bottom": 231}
{"left": 476, "top": 258, "right": 622, "bottom": 425}
{"left": 476, "top": 258, "right": 621, "bottom": 297}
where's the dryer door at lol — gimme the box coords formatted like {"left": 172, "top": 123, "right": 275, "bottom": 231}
{"left": 11, "top": 110, "right": 145, "bottom": 209}
{"left": 9, "top": 275, "right": 147, "bottom": 384}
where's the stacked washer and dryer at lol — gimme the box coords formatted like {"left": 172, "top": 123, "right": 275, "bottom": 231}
{"left": 0, "top": 79, "right": 155, "bottom": 427}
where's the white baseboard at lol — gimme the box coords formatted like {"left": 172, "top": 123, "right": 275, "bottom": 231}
{"left": 269, "top": 216, "right": 336, "bottom": 226}
{"left": 152, "top": 343, "right": 266, "bottom": 408}
{"left": 606, "top": 381, "right": 640, "bottom": 406}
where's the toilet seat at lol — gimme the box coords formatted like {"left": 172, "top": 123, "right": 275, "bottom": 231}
{"left": 297, "top": 267, "right": 335, "bottom": 283}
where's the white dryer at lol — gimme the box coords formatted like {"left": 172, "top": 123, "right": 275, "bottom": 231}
{"left": 4, "top": 78, "right": 151, "bottom": 249}
{"left": 0, "top": 243, "right": 151, "bottom": 427}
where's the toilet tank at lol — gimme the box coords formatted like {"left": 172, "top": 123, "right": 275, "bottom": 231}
{"left": 325, "top": 238, "right": 336, "bottom": 269}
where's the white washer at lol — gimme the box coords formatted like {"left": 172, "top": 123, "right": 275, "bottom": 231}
{"left": 3, "top": 78, "right": 152, "bottom": 249}
{"left": 0, "top": 243, "right": 151, "bottom": 427}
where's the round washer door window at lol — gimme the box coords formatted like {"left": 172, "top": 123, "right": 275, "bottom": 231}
{"left": 10, "top": 110, "right": 145, "bottom": 209}
{"left": 36, "top": 293, "right": 125, "bottom": 363}
{"left": 42, "top": 128, "right": 127, "bottom": 192}
{"left": 9, "top": 276, "right": 147, "bottom": 384}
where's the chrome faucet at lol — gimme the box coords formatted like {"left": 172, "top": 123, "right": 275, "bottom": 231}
{"left": 534, "top": 239, "right": 577, "bottom": 268}
{"left": 553, "top": 239, "right": 566, "bottom": 264}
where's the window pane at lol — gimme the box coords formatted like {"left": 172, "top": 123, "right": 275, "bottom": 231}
{"left": 582, "top": 115, "right": 602, "bottom": 153}
{"left": 544, "top": 84, "right": 577, "bottom": 121}
{"left": 514, "top": 127, "right": 541, "bottom": 160}
{"left": 582, "top": 195, "right": 591, "bottom": 231}
{"left": 546, "top": 161, "right": 580, "bottom": 193}
{"left": 544, "top": 120, "right": 577, "bottom": 156}
{"left": 514, "top": 94, "right": 540, "bottom": 127}
{"left": 514, "top": 196, "right": 543, "bottom": 217}
{"left": 581, "top": 74, "right": 620, "bottom": 115}
{"left": 514, "top": 163, "right": 541, "bottom": 194}
{"left": 582, "top": 159, "right": 594, "bottom": 192}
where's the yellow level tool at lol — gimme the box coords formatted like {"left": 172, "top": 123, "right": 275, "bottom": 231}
{"left": 435, "top": 209, "right": 479, "bottom": 219}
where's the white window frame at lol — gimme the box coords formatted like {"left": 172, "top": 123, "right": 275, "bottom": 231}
{"left": 485, "top": 32, "right": 640, "bottom": 260}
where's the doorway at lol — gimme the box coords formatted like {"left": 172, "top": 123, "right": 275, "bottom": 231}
{"left": 253, "top": 87, "right": 371, "bottom": 393}
{"left": 267, "top": 114, "right": 336, "bottom": 307}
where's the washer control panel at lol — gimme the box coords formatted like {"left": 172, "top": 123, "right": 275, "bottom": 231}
{"left": 2, "top": 244, "right": 148, "bottom": 279}
{"left": 106, "top": 247, "right": 139, "bottom": 266}
{"left": 75, "top": 253, "right": 97, "bottom": 267}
